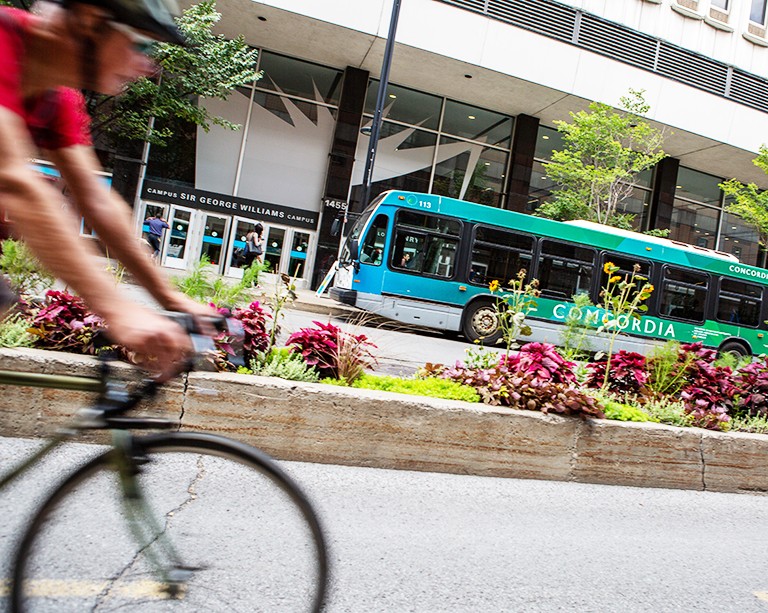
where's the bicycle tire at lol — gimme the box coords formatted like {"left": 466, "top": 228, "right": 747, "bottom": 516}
{"left": 10, "top": 432, "right": 329, "bottom": 612}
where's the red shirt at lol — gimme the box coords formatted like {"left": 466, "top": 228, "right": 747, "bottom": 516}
{"left": 0, "top": 8, "right": 91, "bottom": 150}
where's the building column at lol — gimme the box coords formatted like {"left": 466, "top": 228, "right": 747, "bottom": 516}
{"left": 648, "top": 156, "right": 679, "bottom": 232}
{"left": 312, "top": 67, "right": 369, "bottom": 289}
{"left": 505, "top": 114, "right": 539, "bottom": 212}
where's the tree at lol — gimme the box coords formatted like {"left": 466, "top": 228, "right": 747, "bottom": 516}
{"left": 537, "top": 89, "right": 666, "bottom": 229}
{"left": 719, "top": 146, "right": 768, "bottom": 250}
{"left": 89, "top": 1, "right": 260, "bottom": 148}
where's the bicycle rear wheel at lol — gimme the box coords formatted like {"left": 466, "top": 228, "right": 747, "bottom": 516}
{"left": 11, "top": 432, "right": 329, "bottom": 612}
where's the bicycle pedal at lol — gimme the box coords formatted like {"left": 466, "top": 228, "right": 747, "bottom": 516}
{"left": 164, "top": 567, "right": 194, "bottom": 598}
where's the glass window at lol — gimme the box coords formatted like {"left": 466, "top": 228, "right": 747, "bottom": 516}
{"left": 669, "top": 202, "right": 720, "bottom": 249}
{"left": 441, "top": 100, "right": 513, "bottom": 147}
{"left": 616, "top": 186, "right": 652, "bottom": 231}
{"left": 751, "top": 0, "right": 767, "bottom": 24}
{"left": 365, "top": 81, "right": 442, "bottom": 130}
{"left": 711, "top": 0, "right": 729, "bottom": 10}
{"left": 537, "top": 240, "right": 596, "bottom": 299}
{"left": 258, "top": 51, "right": 342, "bottom": 105}
{"left": 264, "top": 227, "right": 285, "bottom": 273}
{"left": 288, "top": 231, "right": 310, "bottom": 277}
{"left": 253, "top": 91, "right": 330, "bottom": 126}
{"left": 659, "top": 267, "right": 708, "bottom": 323}
{"left": 719, "top": 211, "right": 761, "bottom": 266}
{"left": 469, "top": 226, "right": 534, "bottom": 287}
{"left": 716, "top": 278, "right": 761, "bottom": 327}
{"left": 527, "top": 160, "right": 557, "bottom": 212}
{"left": 392, "top": 211, "right": 460, "bottom": 278}
{"left": 201, "top": 215, "right": 227, "bottom": 266}
{"left": 431, "top": 138, "right": 508, "bottom": 208}
{"left": 350, "top": 122, "right": 437, "bottom": 209}
{"left": 534, "top": 125, "right": 564, "bottom": 160}
{"left": 674, "top": 167, "right": 722, "bottom": 206}
{"left": 359, "top": 214, "right": 388, "bottom": 266}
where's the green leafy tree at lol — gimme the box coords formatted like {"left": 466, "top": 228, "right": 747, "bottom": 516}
{"left": 719, "top": 146, "right": 768, "bottom": 249}
{"left": 89, "top": 1, "right": 259, "bottom": 147}
{"left": 537, "top": 89, "right": 666, "bottom": 229}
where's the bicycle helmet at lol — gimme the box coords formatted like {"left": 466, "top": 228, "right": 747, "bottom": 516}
{"left": 64, "top": 0, "right": 187, "bottom": 45}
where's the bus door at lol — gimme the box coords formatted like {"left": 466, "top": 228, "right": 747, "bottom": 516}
{"left": 356, "top": 213, "right": 390, "bottom": 293}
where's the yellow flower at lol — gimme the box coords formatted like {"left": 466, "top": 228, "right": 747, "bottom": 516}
{"left": 603, "top": 262, "right": 615, "bottom": 274}
{"left": 609, "top": 275, "right": 621, "bottom": 284}
{"left": 488, "top": 280, "right": 500, "bottom": 292}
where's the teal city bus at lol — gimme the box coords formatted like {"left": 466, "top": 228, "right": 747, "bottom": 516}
{"left": 329, "top": 190, "right": 768, "bottom": 357}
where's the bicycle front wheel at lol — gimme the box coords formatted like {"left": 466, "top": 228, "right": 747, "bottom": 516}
{"left": 11, "top": 432, "right": 329, "bottom": 612}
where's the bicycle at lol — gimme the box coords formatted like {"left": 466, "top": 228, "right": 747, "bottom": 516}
{"left": 0, "top": 314, "right": 329, "bottom": 612}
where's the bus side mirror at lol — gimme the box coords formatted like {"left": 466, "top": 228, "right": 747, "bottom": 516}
{"left": 349, "top": 238, "right": 360, "bottom": 272}
{"left": 330, "top": 218, "right": 341, "bottom": 237}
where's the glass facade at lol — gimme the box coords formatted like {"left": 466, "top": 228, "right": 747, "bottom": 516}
{"left": 351, "top": 80, "right": 514, "bottom": 211}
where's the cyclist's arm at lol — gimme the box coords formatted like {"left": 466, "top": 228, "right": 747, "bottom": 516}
{"left": 0, "top": 107, "right": 191, "bottom": 377}
{"left": 48, "top": 144, "right": 215, "bottom": 319}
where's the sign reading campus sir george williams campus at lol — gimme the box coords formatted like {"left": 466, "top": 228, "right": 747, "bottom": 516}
{"left": 141, "top": 180, "right": 318, "bottom": 230}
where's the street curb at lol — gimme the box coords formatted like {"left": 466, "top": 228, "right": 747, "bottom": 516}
{"left": 2, "top": 347, "right": 768, "bottom": 494}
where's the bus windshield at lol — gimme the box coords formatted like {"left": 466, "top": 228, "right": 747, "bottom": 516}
{"left": 339, "top": 194, "right": 387, "bottom": 262}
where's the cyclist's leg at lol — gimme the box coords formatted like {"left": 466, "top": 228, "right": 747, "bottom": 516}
{"left": 10, "top": 432, "right": 329, "bottom": 613}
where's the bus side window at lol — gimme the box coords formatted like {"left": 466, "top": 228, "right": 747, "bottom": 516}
{"left": 599, "top": 252, "right": 653, "bottom": 304}
{"left": 359, "top": 214, "right": 388, "bottom": 266}
{"left": 469, "top": 225, "right": 534, "bottom": 288}
{"left": 538, "top": 240, "right": 595, "bottom": 300}
{"left": 715, "top": 278, "right": 762, "bottom": 328}
{"left": 659, "top": 267, "right": 708, "bottom": 323}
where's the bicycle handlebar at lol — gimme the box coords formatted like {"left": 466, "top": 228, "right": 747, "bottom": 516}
{"left": 88, "top": 311, "right": 245, "bottom": 423}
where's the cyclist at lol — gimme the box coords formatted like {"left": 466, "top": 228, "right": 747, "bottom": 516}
{"left": 0, "top": 0, "right": 215, "bottom": 378}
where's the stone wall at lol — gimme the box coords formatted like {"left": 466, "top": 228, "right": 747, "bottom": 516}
{"left": 2, "top": 348, "right": 768, "bottom": 494}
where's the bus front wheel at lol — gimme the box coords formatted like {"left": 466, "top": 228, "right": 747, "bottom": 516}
{"left": 463, "top": 302, "right": 503, "bottom": 344}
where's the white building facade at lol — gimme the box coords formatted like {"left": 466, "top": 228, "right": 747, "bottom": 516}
{"left": 136, "top": 0, "right": 768, "bottom": 287}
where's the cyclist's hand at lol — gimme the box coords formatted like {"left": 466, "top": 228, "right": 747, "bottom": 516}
{"left": 163, "top": 293, "right": 221, "bottom": 337}
{"left": 106, "top": 305, "right": 193, "bottom": 382}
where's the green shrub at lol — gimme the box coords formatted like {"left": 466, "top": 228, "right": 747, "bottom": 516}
{"left": 0, "top": 312, "right": 35, "bottom": 348}
{"left": 645, "top": 341, "right": 693, "bottom": 398}
{"left": 173, "top": 256, "right": 265, "bottom": 307}
{"left": 249, "top": 347, "right": 319, "bottom": 382}
{"left": 641, "top": 397, "right": 692, "bottom": 428}
{"left": 326, "top": 373, "right": 480, "bottom": 403}
{"left": 603, "top": 400, "right": 657, "bottom": 423}
{"left": 730, "top": 413, "right": 768, "bottom": 434}
{"left": 0, "top": 238, "right": 54, "bottom": 296}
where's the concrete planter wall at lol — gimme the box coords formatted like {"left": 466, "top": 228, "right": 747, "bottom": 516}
{"left": 2, "top": 348, "right": 768, "bottom": 494}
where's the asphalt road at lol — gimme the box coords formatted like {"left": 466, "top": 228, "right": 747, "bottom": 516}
{"left": 3, "top": 436, "right": 768, "bottom": 612}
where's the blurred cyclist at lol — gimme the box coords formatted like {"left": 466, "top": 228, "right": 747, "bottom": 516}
{"left": 0, "top": 0, "right": 215, "bottom": 378}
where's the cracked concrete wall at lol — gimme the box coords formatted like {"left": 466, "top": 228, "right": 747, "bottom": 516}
{"left": 2, "top": 348, "right": 768, "bottom": 494}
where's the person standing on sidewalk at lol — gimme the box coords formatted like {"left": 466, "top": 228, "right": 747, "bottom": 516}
{"left": 145, "top": 213, "right": 169, "bottom": 261}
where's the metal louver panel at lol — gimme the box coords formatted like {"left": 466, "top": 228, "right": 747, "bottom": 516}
{"left": 578, "top": 13, "right": 657, "bottom": 71}
{"left": 440, "top": 0, "right": 488, "bottom": 12}
{"left": 434, "top": 0, "right": 768, "bottom": 115}
{"left": 657, "top": 45, "right": 728, "bottom": 95}
{"left": 486, "top": 0, "right": 575, "bottom": 43}
{"left": 730, "top": 70, "right": 768, "bottom": 113}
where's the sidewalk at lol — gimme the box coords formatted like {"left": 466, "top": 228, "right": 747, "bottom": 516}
{"left": 113, "top": 262, "right": 357, "bottom": 319}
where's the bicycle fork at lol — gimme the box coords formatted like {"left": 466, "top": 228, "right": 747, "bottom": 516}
{"left": 111, "top": 431, "right": 193, "bottom": 599}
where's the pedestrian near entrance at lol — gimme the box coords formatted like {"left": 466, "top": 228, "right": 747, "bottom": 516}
{"left": 145, "top": 214, "right": 169, "bottom": 261}
{"left": 244, "top": 222, "right": 264, "bottom": 267}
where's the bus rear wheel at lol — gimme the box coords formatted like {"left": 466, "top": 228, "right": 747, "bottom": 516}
{"left": 463, "top": 301, "right": 502, "bottom": 344}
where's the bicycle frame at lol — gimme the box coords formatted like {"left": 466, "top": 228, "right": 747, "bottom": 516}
{"left": 0, "top": 367, "right": 192, "bottom": 598}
